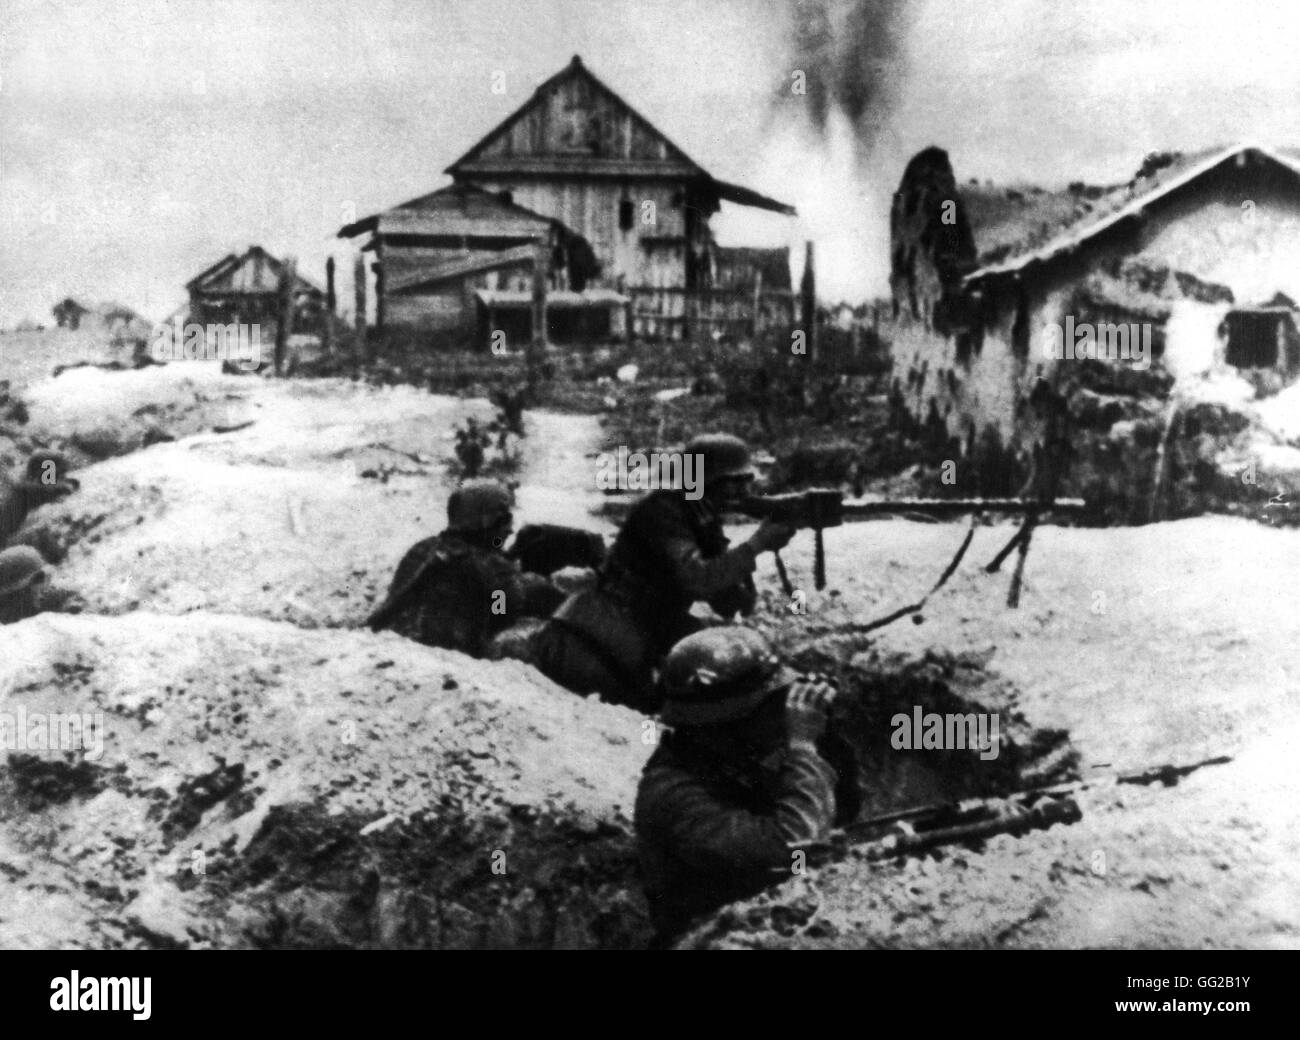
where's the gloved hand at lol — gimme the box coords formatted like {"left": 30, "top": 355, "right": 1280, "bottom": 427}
{"left": 748, "top": 518, "right": 797, "bottom": 554}
{"left": 785, "top": 673, "right": 838, "bottom": 750}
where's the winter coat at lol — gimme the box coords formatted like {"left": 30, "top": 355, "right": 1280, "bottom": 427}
{"left": 634, "top": 732, "right": 837, "bottom": 943}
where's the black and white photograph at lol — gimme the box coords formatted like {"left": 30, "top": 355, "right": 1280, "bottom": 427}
{"left": 0, "top": 0, "right": 1293, "bottom": 984}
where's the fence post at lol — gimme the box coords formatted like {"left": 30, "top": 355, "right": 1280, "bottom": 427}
{"left": 800, "top": 240, "right": 816, "bottom": 363}
{"left": 275, "top": 256, "right": 296, "bottom": 377}
{"left": 353, "top": 251, "right": 366, "bottom": 371}
{"left": 528, "top": 237, "right": 549, "bottom": 390}
{"left": 324, "top": 255, "right": 336, "bottom": 358}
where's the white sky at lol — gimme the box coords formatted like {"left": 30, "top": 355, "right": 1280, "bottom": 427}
{"left": 4, "top": 0, "right": 1300, "bottom": 324}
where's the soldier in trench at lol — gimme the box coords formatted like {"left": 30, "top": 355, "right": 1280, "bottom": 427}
{"left": 0, "top": 546, "right": 49, "bottom": 623}
{"left": 367, "top": 479, "right": 563, "bottom": 658}
{"left": 634, "top": 626, "right": 843, "bottom": 946}
{"left": 530, "top": 433, "right": 796, "bottom": 712}
{"left": 1, "top": 449, "right": 80, "bottom": 547}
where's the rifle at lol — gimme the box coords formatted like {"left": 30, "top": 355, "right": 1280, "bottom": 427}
{"left": 740, "top": 491, "right": 1088, "bottom": 591}
{"left": 794, "top": 754, "right": 1230, "bottom": 871}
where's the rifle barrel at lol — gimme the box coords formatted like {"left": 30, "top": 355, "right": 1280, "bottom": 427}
{"left": 832, "top": 756, "right": 1231, "bottom": 844}
{"left": 839, "top": 496, "right": 1087, "bottom": 519}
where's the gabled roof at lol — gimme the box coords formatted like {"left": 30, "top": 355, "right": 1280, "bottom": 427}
{"left": 187, "top": 246, "right": 323, "bottom": 296}
{"left": 444, "top": 55, "right": 795, "bottom": 216}
{"left": 966, "top": 144, "right": 1300, "bottom": 286}
{"left": 446, "top": 55, "right": 700, "bottom": 177}
{"left": 338, "top": 183, "right": 559, "bottom": 240}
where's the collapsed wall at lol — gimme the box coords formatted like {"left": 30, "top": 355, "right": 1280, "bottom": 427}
{"left": 889, "top": 147, "right": 977, "bottom": 335}
{"left": 886, "top": 148, "right": 1022, "bottom": 493}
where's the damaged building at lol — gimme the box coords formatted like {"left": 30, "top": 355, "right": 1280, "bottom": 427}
{"left": 339, "top": 55, "right": 796, "bottom": 349}
{"left": 184, "top": 246, "right": 326, "bottom": 333}
{"left": 888, "top": 142, "right": 1300, "bottom": 519}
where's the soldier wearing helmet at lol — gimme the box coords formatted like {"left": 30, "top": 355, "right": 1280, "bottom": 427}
{"left": 367, "top": 479, "right": 562, "bottom": 656}
{"left": 634, "top": 626, "right": 842, "bottom": 945}
{"left": 533, "top": 433, "right": 796, "bottom": 711}
{"left": 1, "top": 449, "right": 80, "bottom": 546}
{"left": 0, "top": 546, "right": 48, "bottom": 623}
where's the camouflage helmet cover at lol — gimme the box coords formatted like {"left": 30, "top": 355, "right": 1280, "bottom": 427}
{"left": 0, "top": 546, "right": 47, "bottom": 597}
{"left": 684, "top": 433, "right": 754, "bottom": 483}
{"left": 447, "top": 479, "right": 515, "bottom": 533}
{"left": 660, "top": 625, "right": 795, "bottom": 727}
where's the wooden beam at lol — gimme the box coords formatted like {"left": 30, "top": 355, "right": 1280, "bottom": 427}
{"left": 373, "top": 212, "right": 552, "bottom": 239}
{"left": 387, "top": 243, "right": 539, "bottom": 293}
{"left": 353, "top": 252, "right": 366, "bottom": 370}
{"left": 800, "top": 240, "right": 817, "bottom": 360}
{"left": 274, "top": 256, "right": 295, "bottom": 376}
{"left": 323, "top": 256, "right": 336, "bottom": 358}
{"left": 452, "top": 157, "right": 700, "bottom": 179}
{"left": 529, "top": 239, "right": 549, "bottom": 389}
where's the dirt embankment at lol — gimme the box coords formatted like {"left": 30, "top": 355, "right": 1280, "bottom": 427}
{"left": 678, "top": 517, "right": 1300, "bottom": 948}
{"left": 1, "top": 613, "right": 651, "bottom": 949}
{"left": 9, "top": 366, "right": 607, "bottom": 621}
{"left": 0, "top": 612, "right": 1078, "bottom": 949}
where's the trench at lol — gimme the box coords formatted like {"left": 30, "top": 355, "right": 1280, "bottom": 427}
{"left": 193, "top": 646, "right": 1079, "bottom": 950}
{"left": 4, "top": 367, "right": 1088, "bottom": 948}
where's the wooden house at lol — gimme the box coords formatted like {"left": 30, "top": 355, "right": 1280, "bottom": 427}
{"left": 340, "top": 55, "right": 796, "bottom": 347}
{"left": 186, "top": 246, "right": 325, "bottom": 332}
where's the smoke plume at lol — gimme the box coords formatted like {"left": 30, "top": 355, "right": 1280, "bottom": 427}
{"left": 785, "top": 0, "right": 910, "bottom": 150}
{"left": 753, "top": 0, "right": 914, "bottom": 301}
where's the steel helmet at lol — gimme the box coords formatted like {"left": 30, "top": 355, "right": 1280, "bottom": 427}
{"left": 0, "top": 546, "right": 47, "bottom": 597}
{"left": 684, "top": 433, "right": 754, "bottom": 483}
{"left": 660, "top": 626, "right": 795, "bottom": 727}
{"left": 447, "top": 479, "right": 515, "bottom": 533}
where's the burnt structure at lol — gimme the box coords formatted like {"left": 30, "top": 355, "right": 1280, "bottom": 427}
{"left": 185, "top": 246, "right": 325, "bottom": 332}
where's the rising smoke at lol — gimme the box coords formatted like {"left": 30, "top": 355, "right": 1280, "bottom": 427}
{"left": 784, "top": 0, "right": 911, "bottom": 152}
{"left": 748, "top": 0, "right": 914, "bottom": 301}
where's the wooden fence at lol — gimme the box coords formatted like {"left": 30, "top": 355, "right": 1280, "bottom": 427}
{"left": 625, "top": 286, "right": 796, "bottom": 340}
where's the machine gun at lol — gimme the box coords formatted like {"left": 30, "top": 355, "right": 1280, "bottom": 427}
{"left": 794, "top": 754, "right": 1230, "bottom": 871}
{"left": 740, "top": 491, "right": 1088, "bottom": 591}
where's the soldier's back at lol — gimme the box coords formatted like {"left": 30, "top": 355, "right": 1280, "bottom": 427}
{"left": 0, "top": 480, "right": 28, "bottom": 545}
{"left": 372, "top": 534, "right": 512, "bottom": 656}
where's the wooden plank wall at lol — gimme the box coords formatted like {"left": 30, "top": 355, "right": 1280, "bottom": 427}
{"left": 472, "top": 177, "right": 687, "bottom": 289}
{"left": 627, "top": 286, "right": 796, "bottom": 340}
{"left": 476, "top": 72, "right": 680, "bottom": 163}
